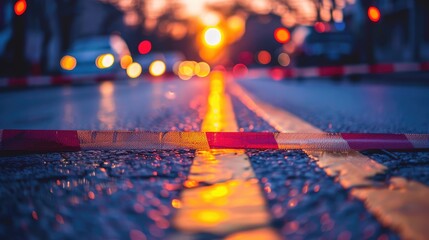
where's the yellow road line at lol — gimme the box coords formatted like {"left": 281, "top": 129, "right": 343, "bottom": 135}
{"left": 229, "top": 81, "right": 429, "bottom": 240}
{"left": 172, "top": 72, "right": 279, "bottom": 238}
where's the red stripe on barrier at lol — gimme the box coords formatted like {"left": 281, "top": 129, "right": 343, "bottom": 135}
{"left": 369, "top": 64, "right": 394, "bottom": 74}
{"left": 283, "top": 69, "right": 295, "bottom": 78}
{"left": 52, "top": 75, "right": 73, "bottom": 85}
{"left": 9, "top": 77, "right": 28, "bottom": 87}
{"left": 341, "top": 133, "right": 414, "bottom": 150}
{"left": 318, "top": 66, "right": 344, "bottom": 77}
{"left": 421, "top": 62, "right": 429, "bottom": 71}
{"left": 206, "top": 132, "right": 279, "bottom": 149}
{"left": 95, "top": 74, "right": 116, "bottom": 82}
{"left": 1, "top": 130, "right": 81, "bottom": 152}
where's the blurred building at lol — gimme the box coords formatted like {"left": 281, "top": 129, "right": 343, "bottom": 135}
{"left": 352, "top": 0, "right": 429, "bottom": 63}
{"left": 0, "top": 0, "right": 124, "bottom": 76}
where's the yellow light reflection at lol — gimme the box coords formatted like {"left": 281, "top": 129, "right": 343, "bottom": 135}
{"left": 126, "top": 62, "right": 142, "bottom": 78}
{"left": 149, "top": 60, "right": 166, "bottom": 77}
{"left": 173, "top": 71, "right": 275, "bottom": 236}
{"left": 98, "top": 81, "right": 116, "bottom": 129}
{"left": 203, "top": 27, "right": 223, "bottom": 47}
{"left": 60, "top": 55, "right": 76, "bottom": 71}
{"left": 203, "top": 71, "right": 225, "bottom": 131}
{"left": 194, "top": 210, "right": 227, "bottom": 225}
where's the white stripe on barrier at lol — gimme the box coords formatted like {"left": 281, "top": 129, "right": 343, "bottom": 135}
{"left": 27, "top": 76, "right": 52, "bottom": 86}
{"left": 344, "top": 64, "right": 369, "bottom": 75}
{"left": 296, "top": 67, "right": 318, "bottom": 77}
{"left": 393, "top": 63, "right": 421, "bottom": 72}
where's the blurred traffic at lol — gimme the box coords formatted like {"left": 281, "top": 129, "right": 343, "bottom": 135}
{"left": 1, "top": 0, "right": 429, "bottom": 80}
{"left": 1, "top": 1, "right": 429, "bottom": 240}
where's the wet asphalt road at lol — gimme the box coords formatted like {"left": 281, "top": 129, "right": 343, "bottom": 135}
{"left": 236, "top": 77, "right": 429, "bottom": 186}
{"left": 1, "top": 75, "right": 428, "bottom": 239}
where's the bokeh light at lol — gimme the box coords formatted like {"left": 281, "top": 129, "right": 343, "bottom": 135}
{"left": 176, "top": 61, "right": 211, "bottom": 79}
{"left": 270, "top": 68, "right": 284, "bottom": 81}
{"left": 232, "top": 63, "right": 248, "bottom": 77}
{"left": 138, "top": 40, "right": 152, "bottom": 54}
{"left": 227, "top": 15, "right": 246, "bottom": 41}
{"left": 14, "top": 0, "right": 27, "bottom": 16}
{"left": 120, "top": 55, "right": 133, "bottom": 69}
{"left": 257, "top": 51, "right": 271, "bottom": 65}
{"left": 149, "top": 60, "right": 166, "bottom": 77}
{"left": 332, "top": 9, "right": 344, "bottom": 23}
{"left": 203, "top": 28, "right": 223, "bottom": 47}
{"left": 274, "top": 27, "right": 291, "bottom": 44}
{"left": 178, "top": 61, "right": 195, "bottom": 80}
{"left": 368, "top": 6, "right": 381, "bottom": 22}
{"left": 96, "top": 54, "right": 115, "bottom": 69}
{"left": 278, "top": 53, "right": 291, "bottom": 67}
{"left": 200, "top": 12, "right": 221, "bottom": 26}
{"left": 314, "top": 22, "right": 326, "bottom": 33}
{"left": 126, "top": 62, "right": 142, "bottom": 78}
{"left": 196, "top": 62, "right": 211, "bottom": 77}
{"left": 60, "top": 55, "right": 77, "bottom": 71}
{"left": 238, "top": 51, "right": 253, "bottom": 65}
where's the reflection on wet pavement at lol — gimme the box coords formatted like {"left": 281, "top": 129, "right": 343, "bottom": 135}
{"left": 231, "top": 95, "right": 399, "bottom": 239}
{"left": 98, "top": 82, "right": 117, "bottom": 130}
{"left": 0, "top": 150, "right": 194, "bottom": 239}
{"left": 172, "top": 71, "right": 277, "bottom": 238}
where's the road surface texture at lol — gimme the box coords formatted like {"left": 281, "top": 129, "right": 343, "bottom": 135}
{"left": 1, "top": 72, "right": 428, "bottom": 239}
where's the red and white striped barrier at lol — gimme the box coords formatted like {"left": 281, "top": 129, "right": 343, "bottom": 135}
{"left": 250, "top": 62, "right": 429, "bottom": 79}
{"left": 0, "top": 71, "right": 177, "bottom": 89}
{"left": 2, "top": 62, "right": 428, "bottom": 89}
{"left": 0, "top": 130, "right": 428, "bottom": 153}
{"left": 0, "top": 73, "right": 122, "bottom": 89}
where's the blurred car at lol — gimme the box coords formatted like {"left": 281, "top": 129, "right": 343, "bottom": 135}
{"left": 60, "top": 35, "right": 131, "bottom": 74}
{"left": 294, "top": 29, "right": 357, "bottom": 67}
{"left": 134, "top": 51, "right": 184, "bottom": 73}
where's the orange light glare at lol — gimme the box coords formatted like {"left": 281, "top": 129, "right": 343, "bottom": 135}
{"left": 149, "top": 60, "right": 166, "bottom": 77}
{"left": 227, "top": 16, "right": 246, "bottom": 41}
{"left": 274, "top": 27, "right": 291, "bottom": 44}
{"left": 14, "top": 0, "right": 27, "bottom": 16}
{"left": 203, "top": 28, "right": 222, "bottom": 47}
{"left": 126, "top": 62, "right": 142, "bottom": 78}
{"left": 257, "top": 51, "right": 271, "bottom": 65}
{"left": 60, "top": 55, "right": 77, "bottom": 71}
{"left": 120, "top": 55, "right": 133, "bottom": 69}
{"left": 368, "top": 6, "right": 381, "bottom": 22}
